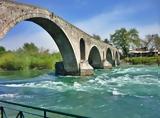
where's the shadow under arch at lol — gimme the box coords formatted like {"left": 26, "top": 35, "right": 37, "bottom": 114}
{"left": 106, "top": 48, "right": 114, "bottom": 65}
{"left": 1, "top": 16, "right": 79, "bottom": 75}
{"left": 80, "top": 38, "right": 85, "bottom": 60}
{"left": 88, "top": 46, "right": 102, "bottom": 69}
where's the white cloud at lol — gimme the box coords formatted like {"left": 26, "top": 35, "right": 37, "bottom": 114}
{"left": 74, "top": 5, "right": 160, "bottom": 40}
{"left": 136, "top": 23, "right": 160, "bottom": 39}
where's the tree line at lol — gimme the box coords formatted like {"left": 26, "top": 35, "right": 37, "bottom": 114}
{"left": 0, "top": 43, "right": 62, "bottom": 71}
{"left": 92, "top": 28, "right": 160, "bottom": 57}
{"left": 0, "top": 28, "right": 159, "bottom": 71}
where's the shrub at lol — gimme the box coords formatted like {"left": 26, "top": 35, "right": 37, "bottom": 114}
{"left": 0, "top": 52, "right": 62, "bottom": 71}
{"left": 125, "top": 56, "right": 160, "bottom": 65}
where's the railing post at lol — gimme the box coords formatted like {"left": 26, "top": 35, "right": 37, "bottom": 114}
{"left": 0, "top": 100, "right": 88, "bottom": 118}
{"left": 44, "top": 110, "right": 47, "bottom": 118}
{"left": 16, "top": 111, "right": 24, "bottom": 118}
{"left": 0, "top": 107, "right": 4, "bottom": 118}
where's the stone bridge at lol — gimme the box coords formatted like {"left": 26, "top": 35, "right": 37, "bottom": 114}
{"left": 0, "top": 0, "right": 120, "bottom": 76}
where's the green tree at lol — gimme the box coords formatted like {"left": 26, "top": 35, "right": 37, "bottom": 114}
{"left": 93, "top": 34, "right": 101, "bottom": 40}
{"left": 142, "top": 35, "right": 153, "bottom": 49}
{"left": 22, "top": 43, "right": 39, "bottom": 53}
{"left": 0, "top": 46, "right": 6, "bottom": 54}
{"left": 110, "top": 28, "right": 141, "bottom": 57}
{"left": 110, "top": 28, "right": 129, "bottom": 56}
{"left": 128, "top": 28, "right": 141, "bottom": 48}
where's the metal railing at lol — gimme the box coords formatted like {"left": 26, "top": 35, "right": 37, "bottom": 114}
{"left": 0, "top": 100, "right": 89, "bottom": 118}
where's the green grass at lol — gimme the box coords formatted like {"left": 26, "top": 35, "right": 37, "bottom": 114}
{"left": 124, "top": 56, "right": 160, "bottom": 65}
{"left": 0, "top": 52, "right": 62, "bottom": 71}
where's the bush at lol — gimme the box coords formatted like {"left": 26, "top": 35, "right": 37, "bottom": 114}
{"left": 0, "top": 53, "right": 23, "bottom": 70}
{"left": 0, "top": 52, "right": 62, "bottom": 71}
{"left": 0, "top": 43, "right": 62, "bottom": 71}
{"left": 125, "top": 56, "right": 160, "bottom": 65}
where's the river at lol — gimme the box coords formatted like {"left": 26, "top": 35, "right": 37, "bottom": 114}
{"left": 0, "top": 65, "right": 160, "bottom": 118}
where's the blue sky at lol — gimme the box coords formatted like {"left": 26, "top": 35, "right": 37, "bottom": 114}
{"left": 0, "top": 0, "right": 160, "bottom": 52}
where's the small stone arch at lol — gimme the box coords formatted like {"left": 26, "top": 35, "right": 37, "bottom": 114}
{"left": 115, "top": 51, "right": 119, "bottom": 66}
{"left": 106, "top": 48, "right": 114, "bottom": 65}
{"left": 80, "top": 38, "right": 85, "bottom": 60}
{"left": 88, "top": 46, "right": 102, "bottom": 69}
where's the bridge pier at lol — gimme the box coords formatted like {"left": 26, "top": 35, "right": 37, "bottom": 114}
{"left": 55, "top": 62, "right": 79, "bottom": 76}
{"left": 55, "top": 61, "right": 94, "bottom": 76}
{"left": 102, "top": 60, "right": 112, "bottom": 69}
{"left": 79, "top": 61, "right": 94, "bottom": 76}
{"left": 55, "top": 62, "right": 65, "bottom": 75}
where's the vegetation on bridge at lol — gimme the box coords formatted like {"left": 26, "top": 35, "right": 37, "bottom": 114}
{"left": 0, "top": 43, "right": 62, "bottom": 71}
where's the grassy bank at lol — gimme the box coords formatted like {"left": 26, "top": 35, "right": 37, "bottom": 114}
{"left": 124, "top": 56, "right": 160, "bottom": 65}
{"left": 0, "top": 52, "right": 62, "bottom": 71}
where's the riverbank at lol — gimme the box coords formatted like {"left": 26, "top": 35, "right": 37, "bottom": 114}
{"left": 124, "top": 56, "right": 160, "bottom": 65}
{"left": 0, "top": 52, "right": 62, "bottom": 71}
{"left": 0, "top": 69, "right": 53, "bottom": 80}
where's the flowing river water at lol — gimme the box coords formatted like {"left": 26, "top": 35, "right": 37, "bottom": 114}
{"left": 0, "top": 65, "right": 160, "bottom": 118}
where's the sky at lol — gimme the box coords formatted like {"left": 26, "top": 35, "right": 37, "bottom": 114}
{"left": 0, "top": 0, "right": 160, "bottom": 52}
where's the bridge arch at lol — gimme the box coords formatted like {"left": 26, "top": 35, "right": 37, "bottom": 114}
{"left": 1, "top": 14, "right": 79, "bottom": 75}
{"left": 114, "top": 51, "right": 119, "bottom": 66}
{"left": 0, "top": 1, "right": 121, "bottom": 75}
{"left": 106, "top": 48, "right": 114, "bottom": 65}
{"left": 80, "top": 38, "right": 85, "bottom": 60}
{"left": 88, "top": 46, "right": 102, "bottom": 69}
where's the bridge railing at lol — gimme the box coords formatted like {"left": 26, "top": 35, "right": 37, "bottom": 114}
{"left": 0, "top": 100, "right": 89, "bottom": 118}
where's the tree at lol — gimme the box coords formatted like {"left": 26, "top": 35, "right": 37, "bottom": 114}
{"left": 93, "top": 34, "right": 101, "bottom": 40}
{"left": 128, "top": 28, "right": 141, "bottom": 48}
{"left": 144, "top": 34, "right": 160, "bottom": 51}
{"left": 110, "top": 28, "right": 141, "bottom": 57}
{"left": 111, "top": 28, "right": 129, "bottom": 56}
{"left": 0, "top": 46, "right": 6, "bottom": 54}
{"left": 143, "top": 35, "right": 155, "bottom": 49}
{"left": 154, "top": 34, "right": 160, "bottom": 51}
{"left": 22, "top": 43, "right": 39, "bottom": 53}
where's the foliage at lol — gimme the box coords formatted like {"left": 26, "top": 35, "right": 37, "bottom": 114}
{"left": 125, "top": 56, "right": 160, "bottom": 65}
{"left": 154, "top": 35, "right": 160, "bottom": 51}
{"left": 0, "top": 46, "right": 6, "bottom": 54}
{"left": 93, "top": 34, "right": 101, "bottom": 40}
{"left": 110, "top": 28, "right": 141, "bottom": 57}
{"left": 110, "top": 28, "right": 129, "bottom": 57}
{"left": 17, "top": 43, "right": 39, "bottom": 54}
{"left": 0, "top": 43, "right": 62, "bottom": 71}
{"left": 142, "top": 34, "right": 160, "bottom": 51}
{"left": 128, "top": 29, "right": 141, "bottom": 48}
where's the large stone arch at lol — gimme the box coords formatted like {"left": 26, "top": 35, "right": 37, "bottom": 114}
{"left": 0, "top": 14, "right": 79, "bottom": 75}
{"left": 88, "top": 46, "right": 102, "bottom": 69}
